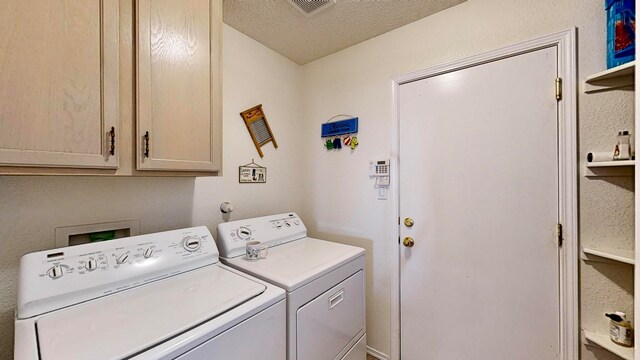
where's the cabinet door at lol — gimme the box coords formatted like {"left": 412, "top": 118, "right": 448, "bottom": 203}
{"left": 0, "top": 0, "right": 119, "bottom": 169}
{"left": 137, "top": 0, "right": 222, "bottom": 172}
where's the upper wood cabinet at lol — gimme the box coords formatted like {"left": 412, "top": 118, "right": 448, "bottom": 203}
{"left": 136, "top": 0, "right": 222, "bottom": 172}
{"left": 0, "top": 0, "right": 120, "bottom": 169}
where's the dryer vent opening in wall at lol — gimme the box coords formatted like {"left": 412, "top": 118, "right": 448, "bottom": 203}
{"left": 287, "top": 0, "right": 336, "bottom": 16}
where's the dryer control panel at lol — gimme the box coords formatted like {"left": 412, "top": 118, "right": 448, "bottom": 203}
{"left": 17, "top": 226, "right": 218, "bottom": 319}
{"left": 217, "top": 213, "right": 307, "bottom": 259}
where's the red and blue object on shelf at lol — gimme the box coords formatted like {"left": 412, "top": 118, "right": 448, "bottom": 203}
{"left": 606, "top": 0, "right": 636, "bottom": 68}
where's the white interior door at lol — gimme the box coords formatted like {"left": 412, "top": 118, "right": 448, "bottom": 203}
{"left": 399, "top": 46, "right": 560, "bottom": 359}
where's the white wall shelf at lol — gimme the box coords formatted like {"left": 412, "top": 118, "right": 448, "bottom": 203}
{"left": 585, "top": 61, "right": 635, "bottom": 93}
{"left": 582, "top": 246, "right": 635, "bottom": 265}
{"left": 583, "top": 329, "right": 634, "bottom": 359}
{"left": 585, "top": 160, "right": 635, "bottom": 177}
{"left": 588, "top": 160, "right": 636, "bottom": 167}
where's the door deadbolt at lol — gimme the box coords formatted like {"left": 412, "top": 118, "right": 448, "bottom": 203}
{"left": 403, "top": 237, "right": 415, "bottom": 247}
{"left": 404, "top": 218, "right": 414, "bottom": 227}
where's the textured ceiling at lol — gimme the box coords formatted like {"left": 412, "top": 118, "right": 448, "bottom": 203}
{"left": 223, "top": 0, "right": 466, "bottom": 65}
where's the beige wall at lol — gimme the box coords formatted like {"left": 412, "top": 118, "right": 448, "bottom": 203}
{"left": 0, "top": 25, "right": 303, "bottom": 358}
{"left": 300, "top": 0, "right": 634, "bottom": 358}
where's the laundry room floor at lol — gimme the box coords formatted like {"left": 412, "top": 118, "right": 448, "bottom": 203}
{"left": 366, "top": 355, "right": 377, "bottom": 360}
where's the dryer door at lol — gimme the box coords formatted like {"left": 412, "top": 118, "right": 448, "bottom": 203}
{"left": 296, "top": 270, "right": 364, "bottom": 360}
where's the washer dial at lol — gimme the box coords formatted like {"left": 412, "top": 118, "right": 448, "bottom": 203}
{"left": 86, "top": 259, "right": 98, "bottom": 271}
{"left": 48, "top": 265, "right": 64, "bottom": 279}
{"left": 183, "top": 237, "right": 202, "bottom": 252}
{"left": 116, "top": 253, "right": 129, "bottom": 264}
{"left": 236, "top": 227, "right": 252, "bottom": 240}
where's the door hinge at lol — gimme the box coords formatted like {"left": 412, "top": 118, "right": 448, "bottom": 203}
{"left": 555, "top": 78, "right": 562, "bottom": 101}
{"left": 398, "top": 236, "right": 401, "bottom": 244}
{"left": 556, "top": 223, "right": 563, "bottom": 247}
{"left": 109, "top": 126, "right": 116, "bottom": 156}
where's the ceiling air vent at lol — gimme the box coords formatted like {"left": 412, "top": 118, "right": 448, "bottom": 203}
{"left": 286, "top": 0, "right": 336, "bottom": 17}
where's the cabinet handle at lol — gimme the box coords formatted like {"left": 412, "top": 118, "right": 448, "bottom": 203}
{"left": 109, "top": 127, "right": 116, "bottom": 156}
{"left": 144, "top": 131, "right": 150, "bottom": 158}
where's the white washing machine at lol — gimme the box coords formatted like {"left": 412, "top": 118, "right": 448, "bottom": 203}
{"left": 216, "top": 213, "right": 366, "bottom": 360}
{"left": 14, "top": 226, "right": 286, "bottom": 360}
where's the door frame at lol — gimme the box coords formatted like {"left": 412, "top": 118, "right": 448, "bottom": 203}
{"left": 388, "top": 29, "right": 578, "bottom": 360}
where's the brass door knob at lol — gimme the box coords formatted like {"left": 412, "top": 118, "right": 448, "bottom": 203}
{"left": 403, "top": 237, "right": 415, "bottom": 247}
{"left": 404, "top": 218, "right": 414, "bottom": 227}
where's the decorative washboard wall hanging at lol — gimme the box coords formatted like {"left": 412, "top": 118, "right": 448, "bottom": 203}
{"left": 240, "top": 105, "right": 278, "bottom": 158}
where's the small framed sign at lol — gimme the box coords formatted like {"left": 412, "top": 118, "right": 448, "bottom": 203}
{"left": 239, "top": 159, "right": 267, "bottom": 183}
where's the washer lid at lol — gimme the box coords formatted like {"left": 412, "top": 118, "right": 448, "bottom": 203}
{"left": 36, "top": 265, "right": 266, "bottom": 360}
{"left": 223, "top": 238, "right": 364, "bottom": 292}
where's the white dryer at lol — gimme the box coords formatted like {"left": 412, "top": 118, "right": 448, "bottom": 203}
{"left": 14, "top": 226, "right": 286, "bottom": 360}
{"left": 217, "top": 213, "right": 366, "bottom": 360}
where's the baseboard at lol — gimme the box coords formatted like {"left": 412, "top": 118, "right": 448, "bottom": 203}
{"left": 367, "top": 346, "right": 390, "bottom": 360}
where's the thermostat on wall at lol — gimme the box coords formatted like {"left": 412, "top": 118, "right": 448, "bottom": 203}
{"left": 369, "top": 160, "right": 390, "bottom": 177}
{"left": 370, "top": 160, "right": 390, "bottom": 200}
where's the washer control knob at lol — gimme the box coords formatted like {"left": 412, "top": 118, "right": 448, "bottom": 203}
{"left": 86, "top": 259, "right": 98, "bottom": 271}
{"left": 294, "top": 220, "right": 300, "bottom": 225}
{"left": 183, "top": 238, "right": 201, "bottom": 252}
{"left": 237, "top": 227, "right": 252, "bottom": 240}
{"left": 116, "top": 253, "right": 129, "bottom": 264}
{"left": 143, "top": 248, "right": 154, "bottom": 259}
{"left": 284, "top": 221, "right": 291, "bottom": 227}
{"left": 48, "top": 265, "right": 64, "bottom": 279}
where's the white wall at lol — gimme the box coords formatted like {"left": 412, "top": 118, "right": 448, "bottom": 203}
{"left": 300, "top": 0, "right": 634, "bottom": 358}
{"left": 191, "top": 25, "right": 304, "bottom": 228}
{"left": 0, "top": 25, "right": 303, "bottom": 358}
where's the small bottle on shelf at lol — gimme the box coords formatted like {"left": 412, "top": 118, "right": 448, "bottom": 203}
{"left": 613, "top": 131, "right": 631, "bottom": 160}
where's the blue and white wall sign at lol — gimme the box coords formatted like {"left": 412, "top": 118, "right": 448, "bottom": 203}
{"left": 321, "top": 117, "right": 358, "bottom": 137}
